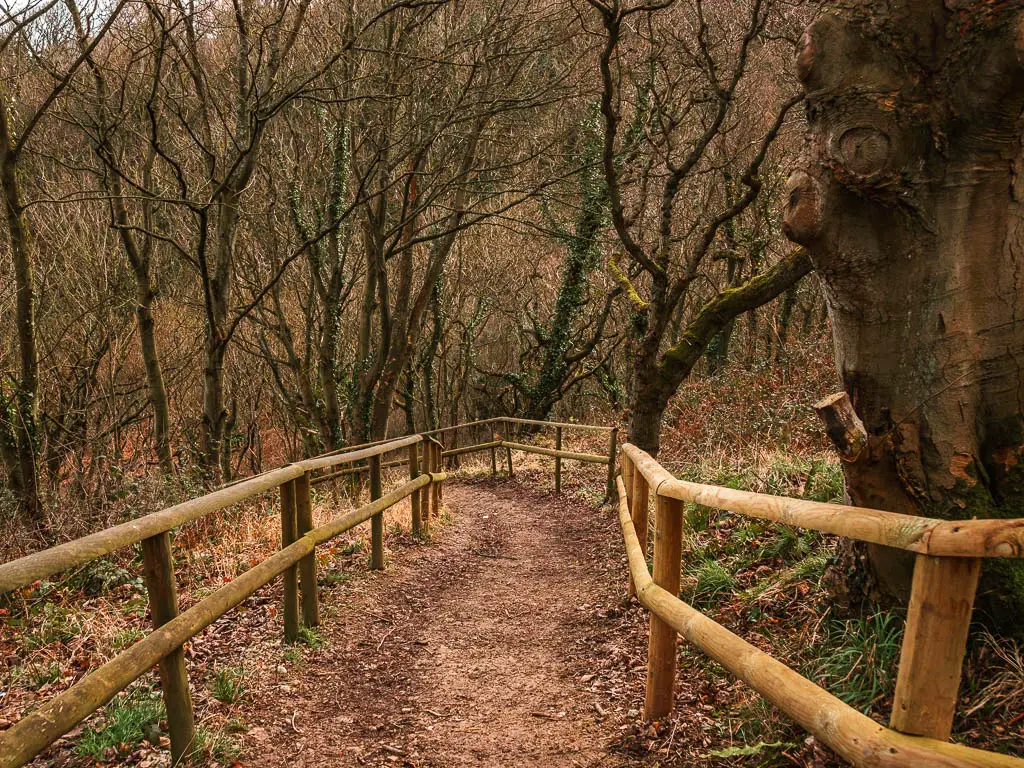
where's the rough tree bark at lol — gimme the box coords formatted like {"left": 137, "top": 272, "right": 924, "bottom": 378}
{"left": 784, "top": 0, "right": 1024, "bottom": 629}
{"left": 0, "top": 117, "right": 42, "bottom": 525}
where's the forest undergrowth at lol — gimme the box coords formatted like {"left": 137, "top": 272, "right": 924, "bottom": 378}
{"left": 2, "top": 341, "right": 1022, "bottom": 766}
{"left": 622, "top": 344, "right": 1024, "bottom": 765}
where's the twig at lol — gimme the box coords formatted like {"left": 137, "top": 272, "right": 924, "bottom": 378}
{"left": 377, "top": 625, "right": 397, "bottom": 652}
{"left": 530, "top": 711, "right": 563, "bottom": 719}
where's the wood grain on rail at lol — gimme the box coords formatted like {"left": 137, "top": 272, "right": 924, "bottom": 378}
{"left": 621, "top": 444, "right": 1024, "bottom": 559}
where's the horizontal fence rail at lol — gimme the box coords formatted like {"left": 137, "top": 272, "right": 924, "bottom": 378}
{"left": 500, "top": 440, "right": 608, "bottom": 464}
{"left": 617, "top": 444, "right": 1024, "bottom": 768}
{"left": 0, "top": 437, "right": 421, "bottom": 594}
{"left": 303, "top": 419, "right": 618, "bottom": 497}
{"left": 625, "top": 445, "right": 1024, "bottom": 558}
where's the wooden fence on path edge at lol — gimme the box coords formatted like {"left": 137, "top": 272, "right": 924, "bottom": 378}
{"left": 0, "top": 418, "right": 612, "bottom": 768}
{"left": 619, "top": 443, "right": 1024, "bottom": 768}
{"left": 2, "top": 418, "right": 1022, "bottom": 768}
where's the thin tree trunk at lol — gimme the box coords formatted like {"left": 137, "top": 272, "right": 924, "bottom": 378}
{"left": 629, "top": 250, "right": 812, "bottom": 455}
{"left": 109, "top": 169, "right": 174, "bottom": 474}
{"left": 0, "top": 107, "right": 42, "bottom": 526}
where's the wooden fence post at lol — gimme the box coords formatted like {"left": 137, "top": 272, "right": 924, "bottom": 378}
{"left": 631, "top": 468, "right": 651, "bottom": 587}
{"left": 605, "top": 427, "right": 618, "bottom": 501}
{"left": 890, "top": 554, "right": 981, "bottom": 740}
{"left": 622, "top": 451, "right": 634, "bottom": 514}
{"left": 431, "top": 442, "right": 441, "bottom": 523}
{"left": 422, "top": 444, "right": 433, "bottom": 536}
{"left": 506, "top": 441, "right": 514, "bottom": 478}
{"left": 280, "top": 479, "right": 299, "bottom": 643}
{"left": 295, "top": 471, "right": 319, "bottom": 627}
{"left": 490, "top": 425, "right": 498, "bottom": 476}
{"left": 621, "top": 453, "right": 635, "bottom": 594}
{"left": 645, "top": 490, "right": 683, "bottom": 720}
{"left": 436, "top": 441, "right": 444, "bottom": 508}
{"left": 555, "top": 426, "right": 563, "bottom": 494}
{"left": 369, "top": 455, "right": 384, "bottom": 570}
{"left": 141, "top": 532, "right": 196, "bottom": 763}
{"left": 410, "top": 442, "right": 422, "bottom": 535}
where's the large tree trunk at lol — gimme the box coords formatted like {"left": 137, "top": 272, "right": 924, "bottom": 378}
{"left": 784, "top": 1, "right": 1024, "bottom": 629}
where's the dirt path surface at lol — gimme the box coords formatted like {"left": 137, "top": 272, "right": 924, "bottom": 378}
{"left": 240, "top": 477, "right": 637, "bottom": 768}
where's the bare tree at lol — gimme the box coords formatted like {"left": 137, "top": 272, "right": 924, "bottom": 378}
{"left": 338, "top": 0, "right": 575, "bottom": 441}
{"left": 0, "top": 0, "right": 128, "bottom": 524}
{"left": 586, "top": 0, "right": 810, "bottom": 454}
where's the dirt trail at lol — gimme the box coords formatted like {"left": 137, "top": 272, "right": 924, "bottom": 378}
{"left": 241, "top": 478, "right": 635, "bottom": 768}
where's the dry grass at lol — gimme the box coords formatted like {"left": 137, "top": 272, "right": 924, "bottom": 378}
{"left": 0, "top": 464, "right": 438, "bottom": 767}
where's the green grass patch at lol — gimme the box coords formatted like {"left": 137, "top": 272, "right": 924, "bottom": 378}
{"left": 70, "top": 557, "right": 144, "bottom": 596}
{"left": 76, "top": 689, "right": 164, "bottom": 760}
{"left": 705, "top": 740, "right": 796, "bottom": 759}
{"left": 686, "top": 558, "right": 737, "bottom": 607}
{"left": 297, "top": 625, "right": 325, "bottom": 649}
{"left": 112, "top": 627, "right": 146, "bottom": 650}
{"left": 683, "top": 503, "right": 714, "bottom": 534}
{"left": 211, "top": 665, "right": 246, "bottom": 704}
{"left": 196, "top": 726, "right": 243, "bottom": 764}
{"left": 805, "top": 611, "right": 904, "bottom": 713}
{"left": 322, "top": 570, "right": 353, "bottom": 585}
{"left": 28, "top": 661, "right": 61, "bottom": 687}
{"left": 24, "top": 603, "right": 82, "bottom": 650}
{"left": 341, "top": 539, "right": 363, "bottom": 556}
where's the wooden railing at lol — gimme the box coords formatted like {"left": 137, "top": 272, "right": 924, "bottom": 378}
{"left": 0, "top": 435, "right": 445, "bottom": 768}
{"left": 619, "top": 443, "right": 1024, "bottom": 768}
{"left": 306, "top": 416, "right": 618, "bottom": 498}
{"left": 0, "top": 418, "right": 613, "bottom": 768}
{"left": 15, "top": 419, "right": 1009, "bottom": 768}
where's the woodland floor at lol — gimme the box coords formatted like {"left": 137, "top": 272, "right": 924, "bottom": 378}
{"left": 238, "top": 477, "right": 637, "bottom": 768}
{"left": 11, "top": 466, "right": 1018, "bottom": 767}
